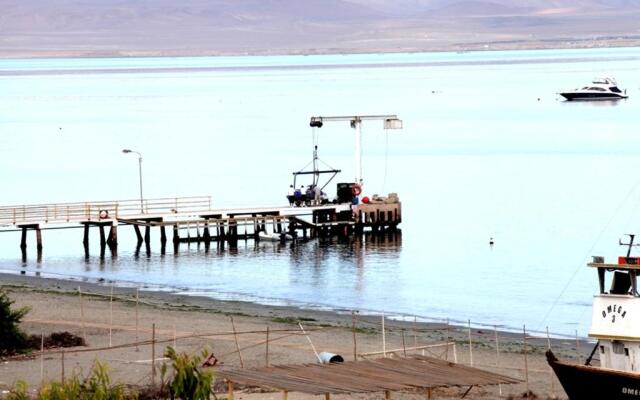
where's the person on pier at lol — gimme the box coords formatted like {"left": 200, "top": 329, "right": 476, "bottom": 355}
{"left": 287, "top": 185, "right": 295, "bottom": 206}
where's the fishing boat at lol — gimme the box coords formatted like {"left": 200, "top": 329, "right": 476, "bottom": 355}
{"left": 547, "top": 234, "right": 640, "bottom": 399}
{"left": 559, "top": 77, "right": 628, "bottom": 101}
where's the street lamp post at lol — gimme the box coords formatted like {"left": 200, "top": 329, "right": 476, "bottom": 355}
{"left": 122, "top": 149, "right": 144, "bottom": 213}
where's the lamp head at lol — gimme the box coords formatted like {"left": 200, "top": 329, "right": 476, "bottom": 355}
{"left": 122, "top": 149, "right": 132, "bottom": 154}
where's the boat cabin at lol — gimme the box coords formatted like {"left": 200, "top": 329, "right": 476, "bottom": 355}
{"left": 589, "top": 252, "right": 640, "bottom": 372}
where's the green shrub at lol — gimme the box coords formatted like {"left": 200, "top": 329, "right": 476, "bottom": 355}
{"left": 165, "top": 347, "right": 214, "bottom": 400}
{"left": 6, "top": 361, "right": 135, "bottom": 400}
{"left": 5, "top": 380, "right": 29, "bottom": 400}
{"left": 0, "top": 289, "right": 31, "bottom": 356}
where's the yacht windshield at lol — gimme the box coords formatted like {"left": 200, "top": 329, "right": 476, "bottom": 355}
{"left": 610, "top": 86, "right": 622, "bottom": 93}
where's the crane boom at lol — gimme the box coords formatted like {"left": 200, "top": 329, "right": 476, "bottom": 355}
{"left": 309, "top": 114, "right": 402, "bottom": 190}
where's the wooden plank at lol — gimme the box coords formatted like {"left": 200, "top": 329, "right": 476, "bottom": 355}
{"left": 217, "top": 355, "right": 520, "bottom": 395}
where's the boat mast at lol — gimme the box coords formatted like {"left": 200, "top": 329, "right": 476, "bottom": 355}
{"left": 619, "top": 234, "right": 638, "bottom": 258}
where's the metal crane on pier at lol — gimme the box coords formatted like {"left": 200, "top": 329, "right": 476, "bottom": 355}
{"left": 308, "top": 115, "right": 402, "bottom": 190}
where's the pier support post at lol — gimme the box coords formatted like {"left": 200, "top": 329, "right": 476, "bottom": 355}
{"left": 160, "top": 226, "right": 167, "bottom": 246}
{"left": 35, "top": 226, "right": 42, "bottom": 251}
{"left": 144, "top": 225, "right": 150, "bottom": 245}
{"left": 133, "top": 225, "right": 143, "bottom": 244}
{"left": 203, "top": 223, "right": 211, "bottom": 248}
{"left": 20, "top": 227, "right": 27, "bottom": 250}
{"left": 172, "top": 224, "right": 180, "bottom": 253}
{"left": 107, "top": 225, "right": 118, "bottom": 247}
{"left": 99, "top": 225, "right": 106, "bottom": 248}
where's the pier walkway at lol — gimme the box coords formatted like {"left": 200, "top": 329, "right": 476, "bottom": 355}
{"left": 0, "top": 196, "right": 401, "bottom": 258}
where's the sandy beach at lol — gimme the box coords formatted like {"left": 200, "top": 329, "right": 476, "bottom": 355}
{"left": 0, "top": 273, "right": 590, "bottom": 399}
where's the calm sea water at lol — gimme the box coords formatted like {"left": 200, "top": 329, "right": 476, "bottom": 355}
{"left": 2, "top": 47, "right": 640, "bottom": 336}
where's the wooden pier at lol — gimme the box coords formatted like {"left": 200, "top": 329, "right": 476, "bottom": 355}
{"left": 0, "top": 196, "right": 401, "bottom": 258}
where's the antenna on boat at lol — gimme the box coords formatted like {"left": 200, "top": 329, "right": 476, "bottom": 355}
{"left": 619, "top": 234, "right": 639, "bottom": 257}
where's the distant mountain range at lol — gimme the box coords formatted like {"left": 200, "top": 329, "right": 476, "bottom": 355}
{"left": 2, "top": 0, "right": 640, "bottom": 57}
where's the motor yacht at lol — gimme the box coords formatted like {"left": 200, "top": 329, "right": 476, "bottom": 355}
{"left": 559, "top": 77, "right": 628, "bottom": 101}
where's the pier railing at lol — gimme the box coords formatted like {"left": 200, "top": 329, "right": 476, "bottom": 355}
{"left": 0, "top": 196, "right": 212, "bottom": 226}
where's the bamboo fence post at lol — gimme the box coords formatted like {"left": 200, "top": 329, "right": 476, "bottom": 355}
{"left": 402, "top": 329, "right": 407, "bottom": 357}
{"left": 382, "top": 313, "right": 386, "bottom": 358}
{"left": 40, "top": 331, "right": 44, "bottom": 383}
{"left": 325, "top": 393, "right": 331, "bottom": 400}
{"left": 547, "top": 326, "right": 555, "bottom": 397}
{"left": 78, "top": 286, "right": 87, "bottom": 342}
{"left": 523, "top": 325, "right": 530, "bottom": 394}
{"left": 494, "top": 326, "right": 502, "bottom": 396}
{"left": 230, "top": 316, "right": 244, "bottom": 368}
{"left": 151, "top": 323, "right": 156, "bottom": 387}
{"left": 298, "top": 322, "right": 321, "bottom": 362}
{"left": 468, "top": 320, "right": 473, "bottom": 366}
{"left": 453, "top": 342, "right": 458, "bottom": 363}
{"left": 266, "top": 326, "right": 270, "bottom": 367}
{"left": 135, "top": 288, "right": 139, "bottom": 352}
{"left": 426, "top": 388, "right": 433, "bottom": 399}
{"left": 352, "top": 311, "right": 358, "bottom": 361}
{"left": 412, "top": 315, "right": 417, "bottom": 348}
{"left": 109, "top": 285, "right": 113, "bottom": 347}
{"left": 445, "top": 318, "right": 450, "bottom": 360}
{"left": 61, "top": 350, "right": 65, "bottom": 381}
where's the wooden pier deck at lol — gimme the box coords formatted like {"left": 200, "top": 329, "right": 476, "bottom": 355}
{"left": 0, "top": 196, "right": 401, "bottom": 258}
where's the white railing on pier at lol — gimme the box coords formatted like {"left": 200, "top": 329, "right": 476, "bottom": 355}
{"left": 0, "top": 196, "right": 212, "bottom": 226}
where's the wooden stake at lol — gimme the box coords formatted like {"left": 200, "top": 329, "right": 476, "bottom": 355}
{"left": 109, "top": 285, "right": 113, "bottom": 347}
{"left": 228, "top": 381, "right": 234, "bottom": 400}
{"left": 576, "top": 329, "right": 580, "bottom": 356}
{"left": 385, "top": 390, "right": 391, "bottom": 400}
{"left": 135, "top": 288, "right": 139, "bottom": 352}
{"left": 467, "top": 320, "right": 473, "bottom": 366}
{"left": 61, "top": 350, "right": 65, "bottom": 381}
{"left": 266, "top": 326, "right": 270, "bottom": 367}
{"left": 40, "top": 331, "right": 44, "bottom": 383}
{"left": 523, "top": 325, "right": 530, "bottom": 394}
{"left": 494, "top": 326, "right": 502, "bottom": 396}
{"left": 78, "top": 286, "right": 86, "bottom": 342}
{"left": 282, "top": 390, "right": 288, "bottom": 400}
{"left": 453, "top": 342, "right": 458, "bottom": 363}
{"left": 325, "top": 393, "right": 331, "bottom": 400}
{"left": 402, "top": 329, "right": 407, "bottom": 357}
{"left": 445, "top": 318, "right": 450, "bottom": 361}
{"left": 151, "top": 323, "right": 156, "bottom": 387}
{"left": 382, "top": 313, "right": 386, "bottom": 357}
{"left": 413, "top": 315, "right": 417, "bottom": 348}
{"left": 426, "top": 388, "right": 433, "bottom": 400}
{"left": 352, "top": 311, "right": 358, "bottom": 361}
{"left": 230, "top": 316, "right": 244, "bottom": 368}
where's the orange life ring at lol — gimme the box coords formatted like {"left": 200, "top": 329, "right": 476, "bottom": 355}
{"left": 99, "top": 209, "right": 109, "bottom": 219}
{"left": 351, "top": 184, "right": 362, "bottom": 196}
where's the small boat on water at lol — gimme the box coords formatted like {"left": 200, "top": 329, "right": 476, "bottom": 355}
{"left": 559, "top": 77, "right": 628, "bottom": 101}
{"left": 547, "top": 235, "right": 640, "bottom": 399}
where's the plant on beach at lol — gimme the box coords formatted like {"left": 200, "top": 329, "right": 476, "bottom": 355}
{"left": 6, "top": 360, "right": 134, "bottom": 400}
{"left": 0, "top": 289, "right": 31, "bottom": 356}
{"left": 165, "top": 346, "right": 214, "bottom": 400}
